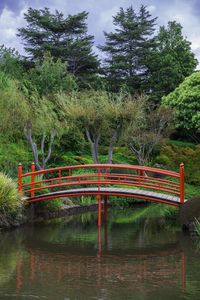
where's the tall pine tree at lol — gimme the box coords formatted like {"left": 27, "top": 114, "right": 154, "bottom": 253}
{"left": 99, "top": 5, "right": 157, "bottom": 93}
{"left": 18, "top": 7, "right": 99, "bottom": 84}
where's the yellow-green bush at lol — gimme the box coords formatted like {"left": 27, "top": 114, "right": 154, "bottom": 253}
{"left": 0, "top": 173, "right": 24, "bottom": 227}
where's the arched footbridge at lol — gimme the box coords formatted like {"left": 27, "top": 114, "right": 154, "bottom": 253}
{"left": 18, "top": 163, "right": 185, "bottom": 216}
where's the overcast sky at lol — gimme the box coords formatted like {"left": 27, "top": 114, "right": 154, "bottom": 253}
{"left": 0, "top": 0, "right": 200, "bottom": 64}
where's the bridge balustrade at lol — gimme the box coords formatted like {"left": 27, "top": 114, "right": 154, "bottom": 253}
{"left": 18, "top": 163, "right": 185, "bottom": 204}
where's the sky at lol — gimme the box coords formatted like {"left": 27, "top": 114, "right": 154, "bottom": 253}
{"left": 0, "top": 0, "right": 200, "bottom": 64}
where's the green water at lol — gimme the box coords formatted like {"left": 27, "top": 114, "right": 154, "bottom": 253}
{"left": 0, "top": 207, "right": 200, "bottom": 300}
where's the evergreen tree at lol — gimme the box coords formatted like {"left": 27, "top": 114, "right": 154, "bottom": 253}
{"left": 18, "top": 7, "right": 99, "bottom": 81}
{"left": 148, "top": 21, "right": 198, "bottom": 103}
{"left": 99, "top": 5, "right": 157, "bottom": 93}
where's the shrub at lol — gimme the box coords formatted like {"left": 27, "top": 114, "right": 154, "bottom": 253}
{"left": 0, "top": 137, "right": 32, "bottom": 177}
{"left": 38, "top": 198, "right": 63, "bottom": 212}
{"left": 155, "top": 144, "right": 200, "bottom": 186}
{"left": 0, "top": 173, "right": 24, "bottom": 227}
{"left": 154, "top": 154, "right": 171, "bottom": 166}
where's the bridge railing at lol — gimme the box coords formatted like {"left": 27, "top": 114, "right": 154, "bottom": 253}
{"left": 18, "top": 163, "right": 185, "bottom": 203}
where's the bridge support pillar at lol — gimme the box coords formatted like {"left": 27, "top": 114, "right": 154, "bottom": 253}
{"left": 104, "top": 196, "right": 108, "bottom": 223}
{"left": 97, "top": 195, "right": 102, "bottom": 227}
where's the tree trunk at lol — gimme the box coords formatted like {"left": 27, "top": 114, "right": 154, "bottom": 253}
{"left": 24, "top": 124, "right": 56, "bottom": 170}
{"left": 41, "top": 131, "right": 56, "bottom": 169}
{"left": 107, "top": 129, "right": 118, "bottom": 164}
{"left": 85, "top": 128, "right": 100, "bottom": 164}
{"left": 24, "top": 126, "right": 42, "bottom": 170}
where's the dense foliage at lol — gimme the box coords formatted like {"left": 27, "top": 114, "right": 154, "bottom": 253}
{"left": 149, "top": 21, "right": 197, "bottom": 103}
{"left": 163, "top": 71, "right": 200, "bottom": 140}
{"left": 0, "top": 3, "right": 199, "bottom": 222}
{"left": 59, "top": 90, "right": 144, "bottom": 163}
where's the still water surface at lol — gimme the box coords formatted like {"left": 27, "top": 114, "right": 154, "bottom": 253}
{"left": 0, "top": 207, "right": 200, "bottom": 300}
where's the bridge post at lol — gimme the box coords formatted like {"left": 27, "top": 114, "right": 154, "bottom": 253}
{"left": 180, "top": 163, "right": 185, "bottom": 204}
{"left": 18, "top": 163, "right": 23, "bottom": 192}
{"left": 97, "top": 195, "right": 102, "bottom": 227}
{"left": 31, "top": 162, "right": 35, "bottom": 198}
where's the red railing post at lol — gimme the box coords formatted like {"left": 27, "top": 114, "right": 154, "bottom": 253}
{"left": 97, "top": 195, "right": 102, "bottom": 227}
{"left": 98, "top": 166, "right": 100, "bottom": 192}
{"left": 18, "top": 163, "right": 23, "bottom": 192}
{"left": 138, "top": 169, "right": 141, "bottom": 185}
{"left": 180, "top": 163, "right": 185, "bottom": 204}
{"left": 31, "top": 162, "right": 35, "bottom": 198}
{"left": 58, "top": 169, "right": 62, "bottom": 183}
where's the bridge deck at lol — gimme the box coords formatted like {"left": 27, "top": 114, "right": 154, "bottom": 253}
{"left": 27, "top": 187, "right": 181, "bottom": 206}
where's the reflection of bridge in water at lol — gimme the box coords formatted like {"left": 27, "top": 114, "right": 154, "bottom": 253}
{"left": 18, "top": 163, "right": 185, "bottom": 226}
{"left": 16, "top": 211, "right": 187, "bottom": 292}
{"left": 17, "top": 251, "right": 186, "bottom": 291}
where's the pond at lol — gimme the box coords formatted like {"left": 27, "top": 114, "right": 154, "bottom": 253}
{"left": 0, "top": 206, "right": 200, "bottom": 300}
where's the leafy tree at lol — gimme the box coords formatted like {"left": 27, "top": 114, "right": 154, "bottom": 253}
{"left": 99, "top": 5, "right": 157, "bottom": 93}
{"left": 0, "top": 72, "right": 29, "bottom": 138}
{"left": 125, "top": 105, "right": 173, "bottom": 165}
{"left": 0, "top": 71, "right": 63, "bottom": 170}
{"left": 148, "top": 21, "right": 197, "bottom": 103}
{"left": 23, "top": 96, "right": 62, "bottom": 170}
{"left": 163, "top": 71, "right": 200, "bottom": 142}
{"left": 58, "top": 90, "right": 144, "bottom": 163}
{"left": 18, "top": 7, "right": 99, "bottom": 81}
{"left": 28, "top": 53, "right": 76, "bottom": 97}
{"left": 0, "top": 45, "right": 25, "bottom": 80}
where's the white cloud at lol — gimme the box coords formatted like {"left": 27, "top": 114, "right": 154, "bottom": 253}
{"left": 0, "top": 0, "right": 199, "bottom": 67}
{"left": 0, "top": 6, "right": 27, "bottom": 53}
{"left": 147, "top": 5, "right": 156, "bottom": 13}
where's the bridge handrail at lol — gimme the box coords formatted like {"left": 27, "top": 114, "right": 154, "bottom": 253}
{"left": 21, "top": 164, "right": 180, "bottom": 178}
{"left": 18, "top": 163, "right": 185, "bottom": 203}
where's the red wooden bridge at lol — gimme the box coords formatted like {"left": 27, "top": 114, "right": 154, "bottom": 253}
{"left": 18, "top": 163, "right": 185, "bottom": 225}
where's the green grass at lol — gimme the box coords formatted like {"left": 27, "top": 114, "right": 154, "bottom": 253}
{"left": 54, "top": 147, "right": 137, "bottom": 168}
{"left": 168, "top": 139, "right": 196, "bottom": 149}
{"left": 185, "top": 183, "right": 200, "bottom": 199}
